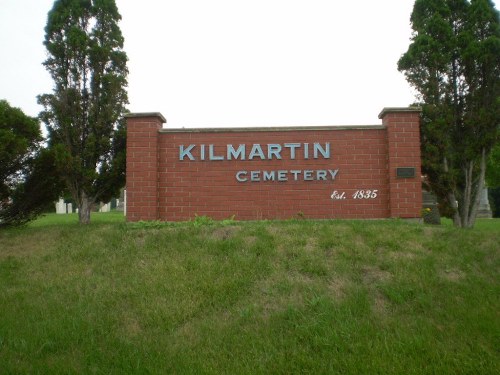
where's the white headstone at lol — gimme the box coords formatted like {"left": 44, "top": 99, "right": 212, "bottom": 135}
{"left": 477, "top": 187, "right": 493, "bottom": 218}
{"left": 99, "top": 203, "right": 111, "bottom": 212}
{"left": 55, "top": 198, "right": 66, "bottom": 214}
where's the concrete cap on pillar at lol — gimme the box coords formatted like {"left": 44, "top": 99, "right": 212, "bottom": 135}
{"left": 378, "top": 107, "right": 422, "bottom": 119}
{"left": 124, "top": 112, "right": 167, "bottom": 123}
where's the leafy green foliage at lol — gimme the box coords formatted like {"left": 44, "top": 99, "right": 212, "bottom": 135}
{"left": 488, "top": 187, "right": 500, "bottom": 216}
{"left": 0, "top": 149, "right": 65, "bottom": 227}
{"left": 398, "top": 0, "right": 500, "bottom": 227}
{"left": 486, "top": 141, "right": 500, "bottom": 187}
{"left": 0, "top": 100, "right": 41, "bottom": 202}
{"left": 0, "top": 101, "right": 63, "bottom": 226}
{"left": 38, "top": 0, "right": 128, "bottom": 224}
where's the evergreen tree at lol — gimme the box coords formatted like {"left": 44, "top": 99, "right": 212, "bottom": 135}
{"left": 0, "top": 100, "right": 63, "bottom": 226}
{"left": 486, "top": 142, "right": 500, "bottom": 187}
{"left": 38, "top": 0, "right": 128, "bottom": 224}
{"left": 398, "top": 0, "right": 500, "bottom": 227}
{"left": 0, "top": 100, "right": 40, "bottom": 203}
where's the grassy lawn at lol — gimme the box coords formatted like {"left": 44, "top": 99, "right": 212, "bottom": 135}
{"left": 0, "top": 213, "right": 499, "bottom": 374}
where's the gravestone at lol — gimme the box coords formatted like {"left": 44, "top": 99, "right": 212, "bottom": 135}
{"left": 99, "top": 203, "right": 111, "bottom": 212}
{"left": 477, "top": 187, "right": 493, "bottom": 218}
{"left": 123, "top": 189, "right": 126, "bottom": 216}
{"left": 55, "top": 198, "right": 66, "bottom": 214}
{"left": 116, "top": 189, "right": 125, "bottom": 212}
{"left": 422, "top": 190, "right": 441, "bottom": 225}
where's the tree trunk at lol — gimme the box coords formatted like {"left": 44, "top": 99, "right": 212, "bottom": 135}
{"left": 449, "top": 193, "right": 461, "bottom": 227}
{"left": 444, "top": 156, "right": 461, "bottom": 226}
{"left": 466, "top": 148, "right": 487, "bottom": 228}
{"left": 78, "top": 192, "right": 93, "bottom": 225}
{"left": 462, "top": 161, "right": 474, "bottom": 227}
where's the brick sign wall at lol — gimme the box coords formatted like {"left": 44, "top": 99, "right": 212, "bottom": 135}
{"left": 125, "top": 108, "right": 422, "bottom": 222}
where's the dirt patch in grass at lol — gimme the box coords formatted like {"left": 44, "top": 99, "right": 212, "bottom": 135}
{"left": 122, "top": 315, "right": 143, "bottom": 337}
{"left": 210, "top": 226, "right": 241, "bottom": 241}
{"left": 422, "top": 226, "right": 448, "bottom": 238}
{"left": 483, "top": 248, "right": 500, "bottom": 267}
{"left": 440, "top": 268, "right": 466, "bottom": 282}
{"left": 243, "top": 235, "right": 258, "bottom": 247}
{"left": 260, "top": 289, "right": 306, "bottom": 320}
{"left": 172, "top": 319, "right": 201, "bottom": 347}
{"left": 358, "top": 266, "right": 392, "bottom": 315}
{"left": 0, "top": 231, "right": 57, "bottom": 259}
{"left": 134, "top": 236, "right": 146, "bottom": 248}
{"left": 328, "top": 275, "right": 352, "bottom": 302}
{"left": 372, "top": 290, "right": 390, "bottom": 315}
{"left": 266, "top": 225, "right": 282, "bottom": 236}
{"left": 402, "top": 239, "right": 432, "bottom": 256}
{"left": 250, "top": 272, "right": 312, "bottom": 320}
{"left": 361, "top": 266, "right": 392, "bottom": 285}
{"left": 353, "top": 234, "right": 369, "bottom": 249}
{"left": 388, "top": 251, "right": 418, "bottom": 261}
{"left": 305, "top": 237, "right": 317, "bottom": 252}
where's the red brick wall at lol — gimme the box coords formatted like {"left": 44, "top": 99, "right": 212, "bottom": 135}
{"left": 125, "top": 113, "right": 164, "bottom": 222}
{"left": 125, "top": 108, "right": 422, "bottom": 222}
{"left": 381, "top": 109, "right": 423, "bottom": 218}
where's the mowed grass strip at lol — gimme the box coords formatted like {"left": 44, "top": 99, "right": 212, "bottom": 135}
{"left": 0, "top": 214, "right": 499, "bottom": 374}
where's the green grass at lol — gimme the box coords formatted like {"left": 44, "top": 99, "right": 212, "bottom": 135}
{"left": 1, "top": 214, "right": 499, "bottom": 374}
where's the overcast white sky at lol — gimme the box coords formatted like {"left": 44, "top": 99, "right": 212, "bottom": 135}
{"left": 1, "top": 0, "right": 498, "bottom": 128}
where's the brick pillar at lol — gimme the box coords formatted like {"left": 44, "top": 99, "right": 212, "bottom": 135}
{"left": 379, "top": 108, "right": 422, "bottom": 219}
{"left": 125, "top": 113, "right": 166, "bottom": 222}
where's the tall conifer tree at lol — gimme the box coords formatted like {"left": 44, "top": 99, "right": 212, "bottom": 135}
{"left": 398, "top": 0, "right": 499, "bottom": 227}
{"left": 39, "top": 0, "right": 128, "bottom": 224}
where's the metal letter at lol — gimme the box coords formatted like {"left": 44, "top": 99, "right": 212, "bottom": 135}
{"left": 328, "top": 169, "right": 339, "bottom": 180}
{"left": 263, "top": 171, "right": 276, "bottom": 181}
{"left": 284, "top": 143, "right": 300, "bottom": 159}
{"left": 250, "top": 170, "right": 261, "bottom": 182}
{"left": 267, "top": 144, "right": 282, "bottom": 160}
{"left": 236, "top": 171, "right": 248, "bottom": 182}
{"left": 249, "top": 144, "right": 266, "bottom": 160}
{"left": 316, "top": 170, "right": 327, "bottom": 180}
{"left": 227, "top": 144, "right": 246, "bottom": 160}
{"left": 304, "top": 170, "right": 313, "bottom": 181}
{"left": 209, "top": 144, "right": 224, "bottom": 161}
{"left": 313, "top": 143, "right": 330, "bottom": 159}
{"left": 290, "top": 170, "right": 301, "bottom": 181}
{"left": 200, "top": 144, "right": 205, "bottom": 161}
{"left": 277, "top": 170, "right": 288, "bottom": 181}
{"left": 179, "top": 144, "right": 195, "bottom": 161}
